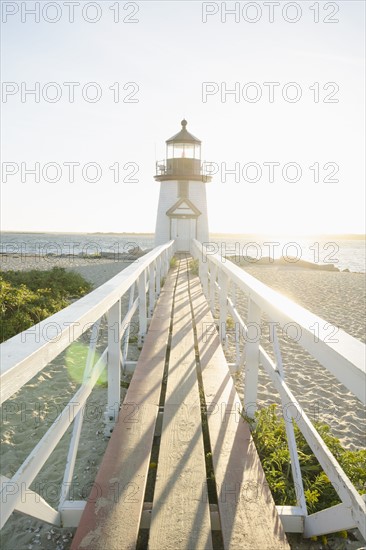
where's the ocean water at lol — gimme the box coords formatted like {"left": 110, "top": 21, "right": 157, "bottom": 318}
{"left": 0, "top": 232, "right": 365, "bottom": 273}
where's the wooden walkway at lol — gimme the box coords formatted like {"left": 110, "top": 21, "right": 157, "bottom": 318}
{"left": 71, "top": 257, "right": 289, "bottom": 550}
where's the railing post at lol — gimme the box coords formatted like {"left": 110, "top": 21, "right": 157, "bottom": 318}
{"left": 161, "top": 249, "right": 167, "bottom": 278}
{"left": 156, "top": 255, "right": 161, "bottom": 297}
{"left": 138, "top": 270, "right": 147, "bottom": 348}
{"left": 210, "top": 263, "right": 217, "bottom": 317}
{"left": 272, "top": 326, "right": 308, "bottom": 514}
{"left": 122, "top": 283, "right": 135, "bottom": 369}
{"left": 243, "top": 298, "right": 261, "bottom": 418}
{"left": 218, "top": 269, "right": 228, "bottom": 347}
{"left": 200, "top": 257, "right": 209, "bottom": 298}
{"left": 164, "top": 249, "right": 169, "bottom": 276}
{"left": 149, "top": 262, "right": 155, "bottom": 317}
{"left": 232, "top": 284, "right": 240, "bottom": 367}
{"left": 60, "top": 318, "right": 101, "bottom": 506}
{"left": 105, "top": 299, "right": 121, "bottom": 435}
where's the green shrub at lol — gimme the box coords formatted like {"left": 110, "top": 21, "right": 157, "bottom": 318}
{"left": 247, "top": 404, "right": 366, "bottom": 514}
{"left": 190, "top": 258, "right": 199, "bottom": 276}
{"left": 226, "top": 315, "right": 235, "bottom": 330}
{"left": 0, "top": 267, "right": 93, "bottom": 342}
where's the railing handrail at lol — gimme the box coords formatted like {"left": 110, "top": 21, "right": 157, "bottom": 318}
{"left": 192, "top": 239, "right": 366, "bottom": 538}
{"left": 0, "top": 241, "right": 174, "bottom": 405}
{"left": 193, "top": 239, "right": 366, "bottom": 404}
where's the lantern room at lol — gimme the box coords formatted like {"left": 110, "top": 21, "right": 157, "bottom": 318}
{"left": 155, "top": 120, "right": 211, "bottom": 182}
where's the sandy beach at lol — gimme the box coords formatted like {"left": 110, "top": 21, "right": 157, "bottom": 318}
{"left": 226, "top": 265, "right": 366, "bottom": 451}
{"left": 0, "top": 254, "right": 138, "bottom": 288}
{"left": 1, "top": 256, "right": 365, "bottom": 550}
{"left": 1, "top": 256, "right": 137, "bottom": 550}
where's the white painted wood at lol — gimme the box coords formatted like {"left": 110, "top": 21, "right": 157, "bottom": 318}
{"left": 260, "top": 347, "right": 366, "bottom": 539}
{"left": 106, "top": 300, "right": 121, "bottom": 431}
{"left": 138, "top": 270, "right": 147, "bottom": 348}
{"left": 227, "top": 297, "right": 248, "bottom": 336}
{"left": 193, "top": 240, "right": 366, "bottom": 405}
{"left": 189, "top": 181, "right": 209, "bottom": 243}
{"left": 200, "top": 255, "right": 209, "bottom": 298}
{"left": 149, "top": 262, "right": 156, "bottom": 316}
{"left": 192, "top": 239, "right": 366, "bottom": 538}
{"left": 218, "top": 269, "right": 228, "bottom": 346}
{"left": 231, "top": 284, "right": 241, "bottom": 366}
{"left": 176, "top": 218, "right": 191, "bottom": 251}
{"left": 243, "top": 298, "right": 261, "bottom": 417}
{"left": 273, "top": 326, "right": 307, "bottom": 514}
{"left": 60, "top": 500, "right": 86, "bottom": 527}
{"left": 154, "top": 179, "right": 209, "bottom": 249}
{"left": 304, "top": 495, "right": 366, "bottom": 538}
{"left": 0, "top": 241, "right": 176, "bottom": 532}
{"left": 0, "top": 351, "right": 107, "bottom": 529}
{"left": 154, "top": 181, "right": 178, "bottom": 246}
{"left": 276, "top": 506, "right": 304, "bottom": 533}
{"left": 71, "top": 271, "right": 177, "bottom": 550}
{"left": 190, "top": 273, "right": 290, "bottom": 549}
{"left": 0, "top": 242, "right": 174, "bottom": 405}
{"left": 59, "top": 319, "right": 102, "bottom": 508}
{"left": 0, "top": 475, "right": 61, "bottom": 526}
{"left": 122, "top": 284, "right": 137, "bottom": 368}
{"left": 156, "top": 255, "right": 161, "bottom": 297}
{"left": 209, "top": 262, "right": 217, "bottom": 315}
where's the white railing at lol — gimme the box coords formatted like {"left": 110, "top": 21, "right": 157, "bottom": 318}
{"left": 192, "top": 239, "right": 366, "bottom": 539}
{"left": 0, "top": 241, "right": 174, "bottom": 530}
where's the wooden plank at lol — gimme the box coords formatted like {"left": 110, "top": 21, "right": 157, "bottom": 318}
{"left": 148, "top": 260, "right": 213, "bottom": 550}
{"left": 71, "top": 271, "right": 177, "bottom": 550}
{"left": 189, "top": 274, "right": 290, "bottom": 550}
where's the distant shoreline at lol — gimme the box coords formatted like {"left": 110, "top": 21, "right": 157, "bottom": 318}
{"left": 1, "top": 230, "right": 365, "bottom": 240}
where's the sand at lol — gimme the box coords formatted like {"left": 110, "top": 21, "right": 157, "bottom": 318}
{"left": 224, "top": 265, "right": 366, "bottom": 450}
{"left": 1, "top": 256, "right": 137, "bottom": 550}
{"left": 1, "top": 257, "right": 365, "bottom": 550}
{"left": 0, "top": 254, "right": 137, "bottom": 288}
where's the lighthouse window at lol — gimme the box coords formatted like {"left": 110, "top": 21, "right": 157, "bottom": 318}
{"left": 194, "top": 144, "right": 201, "bottom": 159}
{"left": 178, "top": 181, "right": 188, "bottom": 198}
{"left": 183, "top": 144, "right": 194, "bottom": 158}
{"left": 167, "top": 144, "right": 174, "bottom": 158}
{"left": 174, "top": 144, "right": 185, "bottom": 158}
{"left": 167, "top": 143, "right": 201, "bottom": 159}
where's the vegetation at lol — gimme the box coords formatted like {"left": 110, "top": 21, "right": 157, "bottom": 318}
{"left": 226, "top": 315, "right": 235, "bottom": 330}
{"left": 169, "top": 256, "right": 177, "bottom": 269}
{"left": 0, "top": 267, "right": 93, "bottom": 342}
{"left": 247, "top": 404, "right": 366, "bottom": 514}
{"left": 190, "top": 258, "right": 199, "bottom": 276}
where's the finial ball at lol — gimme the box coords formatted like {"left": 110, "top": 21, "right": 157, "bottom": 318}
{"left": 181, "top": 119, "right": 187, "bottom": 128}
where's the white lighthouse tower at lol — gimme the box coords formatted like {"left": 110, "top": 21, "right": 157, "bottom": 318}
{"left": 154, "top": 119, "right": 211, "bottom": 251}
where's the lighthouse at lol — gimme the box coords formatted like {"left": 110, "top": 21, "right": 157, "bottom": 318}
{"left": 154, "top": 120, "right": 212, "bottom": 251}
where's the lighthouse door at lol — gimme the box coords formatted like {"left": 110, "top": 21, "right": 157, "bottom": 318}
{"left": 175, "top": 218, "right": 191, "bottom": 252}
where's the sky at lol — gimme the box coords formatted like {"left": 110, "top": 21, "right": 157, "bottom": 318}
{"left": 1, "top": 0, "right": 365, "bottom": 235}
